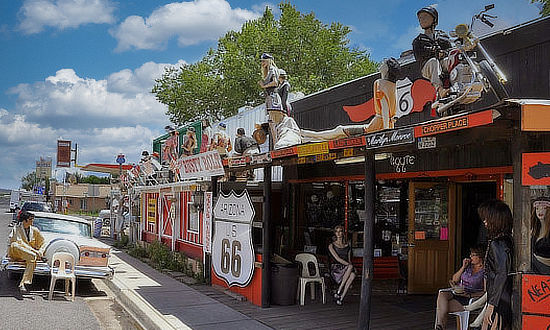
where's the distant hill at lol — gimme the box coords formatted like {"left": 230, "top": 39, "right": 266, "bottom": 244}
{"left": 0, "top": 188, "right": 11, "bottom": 195}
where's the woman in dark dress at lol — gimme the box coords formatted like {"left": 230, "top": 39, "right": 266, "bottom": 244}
{"left": 328, "top": 225, "right": 356, "bottom": 305}
{"left": 478, "top": 200, "right": 513, "bottom": 330}
{"left": 531, "top": 198, "right": 550, "bottom": 275}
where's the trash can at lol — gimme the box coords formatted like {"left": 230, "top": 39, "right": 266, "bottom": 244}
{"left": 271, "top": 262, "right": 299, "bottom": 305}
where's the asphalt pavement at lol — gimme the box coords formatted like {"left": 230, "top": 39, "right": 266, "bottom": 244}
{"left": 0, "top": 195, "right": 139, "bottom": 330}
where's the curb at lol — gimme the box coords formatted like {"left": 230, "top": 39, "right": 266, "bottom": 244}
{"left": 104, "top": 259, "right": 191, "bottom": 330}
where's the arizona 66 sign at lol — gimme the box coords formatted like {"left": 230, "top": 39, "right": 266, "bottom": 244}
{"left": 212, "top": 190, "right": 255, "bottom": 287}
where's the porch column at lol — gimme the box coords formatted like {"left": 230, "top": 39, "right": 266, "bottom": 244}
{"left": 262, "top": 164, "right": 272, "bottom": 308}
{"left": 358, "top": 149, "right": 375, "bottom": 329}
{"left": 511, "top": 128, "right": 529, "bottom": 330}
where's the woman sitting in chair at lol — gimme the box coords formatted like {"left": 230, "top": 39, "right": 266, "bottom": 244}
{"left": 328, "top": 225, "right": 356, "bottom": 306}
{"left": 435, "top": 245, "right": 486, "bottom": 330}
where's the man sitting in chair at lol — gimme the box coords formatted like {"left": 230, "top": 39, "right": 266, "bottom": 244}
{"left": 434, "top": 246, "right": 486, "bottom": 330}
{"left": 8, "top": 211, "right": 46, "bottom": 293}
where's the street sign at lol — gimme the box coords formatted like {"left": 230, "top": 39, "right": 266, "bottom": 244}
{"left": 116, "top": 154, "right": 126, "bottom": 165}
{"left": 212, "top": 190, "right": 255, "bottom": 287}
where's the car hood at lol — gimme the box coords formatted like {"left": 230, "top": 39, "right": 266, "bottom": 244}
{"left": 41, "top": 232, "right": 111, "bottom": 250}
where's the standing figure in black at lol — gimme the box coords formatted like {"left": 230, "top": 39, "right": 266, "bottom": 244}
{"left": 477, "top": 200, "right": 513, "bottom": 330}
{"left": 412, "top": 6, "right": 452, "bottom": 99}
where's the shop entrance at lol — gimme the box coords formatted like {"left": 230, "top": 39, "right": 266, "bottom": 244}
{"left": 408, "top": 182, "right": 456, "bottom": 294}
{"left": 457, "top": 182, "right": 496, "bottom": 260}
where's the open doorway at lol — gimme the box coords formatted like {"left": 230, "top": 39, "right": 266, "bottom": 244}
{"left": 458, "top": 182, "right": 496, "bottom": 261}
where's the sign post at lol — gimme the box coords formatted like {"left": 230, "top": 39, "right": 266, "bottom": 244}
{"left": 212, "top": 190, "right": 255, "bottom": 287}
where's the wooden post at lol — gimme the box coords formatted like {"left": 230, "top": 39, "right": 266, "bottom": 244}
{"left": 511, "top": 128, "right": 529, "bottom": 330}
{"left": 262, "top": 164, "right": 272, "bottom": 308}
{"left": 358, "top": 150, "right": 375, "bottom": 329}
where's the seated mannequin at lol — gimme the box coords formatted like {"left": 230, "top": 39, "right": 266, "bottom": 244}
{"left": 328, "top": 225, "right": 356, "bottom": 306}
{"left": 434, "top": 246, "right": 486, "bottom": 330}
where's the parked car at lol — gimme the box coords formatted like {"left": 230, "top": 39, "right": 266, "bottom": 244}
{"left": 2, "top": 212, "right": 114, "bottom": 280}
{"left": 15, "top": 201, "right": 52, "bottom": 221}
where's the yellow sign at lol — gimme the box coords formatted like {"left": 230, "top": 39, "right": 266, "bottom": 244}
{"left": 297, "top": 142, "right": 329, "bottom": 157}
{"left": 147, "top": 198, "right": 157, "bottom": 223}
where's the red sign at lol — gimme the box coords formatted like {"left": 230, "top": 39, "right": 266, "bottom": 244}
{"left": 523, "top": 152, "right": 550, "bottom": 186}
{"left": 522, "top": 314, "right": 550, "bottom": 330}
{"left": 56, "top": 140, "right": 71, "bottom": 167}
{"left": 328, "top": 136, "right": 365, "bottom": 149}
{"left": 270, "top": 146, "right": 297, "bottom": 159}
{"left": 414, "top": 110, "right": 494, "bottom": 137}
{"left": 521, "top": 274, "right": 550, "bottom": 315}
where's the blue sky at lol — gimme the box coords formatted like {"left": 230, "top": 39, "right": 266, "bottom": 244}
{"left": 0, "top": 0, "right": 543, "bottom": 189}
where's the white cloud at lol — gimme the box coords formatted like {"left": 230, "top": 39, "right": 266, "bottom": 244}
{"left": 110, "top": 0, "right": 261, "bottom": 52}
{"left": 0, "top": 60, "right": 184, "bottom": 188}
{"left": 8, "top": 60, "right": 184, "bottom": 129}
{"left": 17, "top": 0, "right": 116, "bottom": 34}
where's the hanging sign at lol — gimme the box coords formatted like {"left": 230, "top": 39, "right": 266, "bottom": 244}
{"left": 212, "top": 190, "right": 255, "bottom": 287}
{"left": 177, "top": 151, "right": 225, "bottom": 180}
{"left": 203, "top": 192, "right": 213, "bottom": 254}
{"left": 271, "top": 147, "right": 297, "bottom": 159}
{"left": 147, "top": 197, "right": 157, "bottom": 224}
{"left": 522, "top": 152, "right": 550, "bottom": 186}
{"left": 228, "top": 156, "right": 247, "bottom": 168}
{"left": 365, "top": 127, "right": 414, "bottom": 149}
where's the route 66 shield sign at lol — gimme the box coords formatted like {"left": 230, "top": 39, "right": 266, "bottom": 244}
{"left": 212, "top": 190, "right": 255, "bottom": 287}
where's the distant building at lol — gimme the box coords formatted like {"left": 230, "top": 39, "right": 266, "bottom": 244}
{"left": 52, "top": 182, "right": 112, "bottom": 213}
{"left": 35, "top": 157, "right": 52, "bottom": 181}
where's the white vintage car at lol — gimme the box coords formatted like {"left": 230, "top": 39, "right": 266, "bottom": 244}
{"left": 2, "top": 212, "right": 114, "bottom": 280}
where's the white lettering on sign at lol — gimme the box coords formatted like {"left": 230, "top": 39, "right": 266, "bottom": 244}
{"left": 417, "top": 136, "right": 437, "bottom": 149}
{"left": 203, "top": 192, "right": 213, "bottom": 254}
{"left": 390, "top": 154, "right": 416, "bottom": 173}
{"left": 212, "top": 190, "right": 255, "bottom": 287}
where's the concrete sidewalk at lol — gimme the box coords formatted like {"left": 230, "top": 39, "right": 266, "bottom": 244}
{"left": 105, "top": 250, "right": 271, "bottom": 330}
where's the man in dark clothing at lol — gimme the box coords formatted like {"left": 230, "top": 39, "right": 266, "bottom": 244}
{"left": 234, "top": 128, "right": 259, "bottom": 155}
{"left": 412, "top": 6, "right": 452, "bottom": 98}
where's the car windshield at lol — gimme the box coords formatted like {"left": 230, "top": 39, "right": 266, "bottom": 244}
{"left": 23, "top": 202, "right": 51, "bottom": 212}
{"left": 33, "top": 216, "right": 91, "bottom": 237}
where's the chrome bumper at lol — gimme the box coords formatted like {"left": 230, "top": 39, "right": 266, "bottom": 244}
{"left": 1, "top": 257, "right": 114, "bottom": 280}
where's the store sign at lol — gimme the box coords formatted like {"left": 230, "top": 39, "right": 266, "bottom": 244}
{"left": 271, "top": 147, "right": 297, "bottom": 159}
{"left": 417, "top": 136, "right": 437, "bottom": 149}
{"left": 250, "top": 152, "right": 271, "bottom": 165}
{"left": 414, "top": 110, "right": 495, "bottom": 137}
{"left": 329, "top": 136, "right": 365, "bottom": 149}
{"left": 228, "top": 156, "right": 247, "bottom": 168}
{"left": 177, "top": 151, "right": 225, "bottom": 180}
{"left": 203, "top": 192, "right": 213, "bottom": 254}
{"left": 147, "top": 198, "right": 157, "bottom": 223}
{"left": 522, "top": 152, "right": 550, "bottom": 186}
{"left": 212, "top": 190, "right": 255, "bottom": 287}
{"left": 521, "top": 274, "right": 550, "bottom": 316}
{"left": 297, "top": 142, "right": 329, "bottom": 157}
{"left": 365, "top": 127, "right": 414, "bottom": 149}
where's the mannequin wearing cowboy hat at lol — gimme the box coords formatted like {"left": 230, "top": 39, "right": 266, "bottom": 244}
{"left": 412, "top": 6, "right": 452, "bottom": 99}
{"left": 531, "top": 197, "right": 550, "bottom": 274}
{"left": 8, "top": 211, "right": 46, "bottom": 292}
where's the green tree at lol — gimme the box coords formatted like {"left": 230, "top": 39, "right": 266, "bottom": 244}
{"left": 79, "top": 175, "right": 110, "bottom": 184}
{"left": 153, "top": 2, "right": 378, "bottom": 125}
{"left": 21, "top": 171, "right": 37, "bottom": 191}
{"left": 532, "top": 0, "right": 550, "bottom": 16}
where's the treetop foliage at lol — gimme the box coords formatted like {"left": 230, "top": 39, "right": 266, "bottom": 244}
{"left": 152, "top": 2, "right": 378, "bottom": 126}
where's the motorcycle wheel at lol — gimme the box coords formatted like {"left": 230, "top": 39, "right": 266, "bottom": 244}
{"left": 479, "top": 60, "right": 509, "bottom": 101}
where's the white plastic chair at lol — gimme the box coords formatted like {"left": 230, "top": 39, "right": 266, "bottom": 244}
{"left": 48, "top": 252, "right": 76, "bottom": 301}
{"left": 295, "top": 253, "right": 326, "bottom": 305}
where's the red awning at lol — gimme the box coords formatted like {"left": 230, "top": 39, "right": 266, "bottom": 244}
{"left": 80, "top": 163, "right": 133, "bottom": 175}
